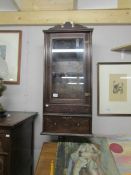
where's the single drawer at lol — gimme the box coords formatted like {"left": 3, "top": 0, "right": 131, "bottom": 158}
{"left": 43, "top": 115, "right": 92, "bottom": 135}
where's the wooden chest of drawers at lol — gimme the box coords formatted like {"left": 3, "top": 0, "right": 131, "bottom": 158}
{"left": 0, "top": 111, "right": 37, "bottom": 175}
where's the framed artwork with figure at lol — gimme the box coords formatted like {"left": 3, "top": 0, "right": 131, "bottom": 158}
{"left": 97, "top": 62, "right": 131, "bottom": 116}
{"left": 0, "top": 30, "right": 22, "bottom": 84}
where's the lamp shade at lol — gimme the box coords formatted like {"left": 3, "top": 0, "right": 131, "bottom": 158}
{"left": 0, "top": 56, "right": 8, "bottom": 80}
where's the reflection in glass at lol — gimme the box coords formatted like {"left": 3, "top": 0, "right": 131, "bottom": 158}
{"left": 52, "top": 49, "right": 84, "bottom": 53}
{"left": 51, "top": 37, "right": 85, "bottom": 99}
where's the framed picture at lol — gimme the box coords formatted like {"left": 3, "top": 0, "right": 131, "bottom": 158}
{"left": 0, "top": 30, "right": 22, "bottom": 84}
{"left": 97, "top": 62, "right": 131, "bottom": 116}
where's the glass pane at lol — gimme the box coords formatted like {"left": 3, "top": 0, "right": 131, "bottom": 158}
{"left": 51, "top": 37, "right": 85, "bottom": 99}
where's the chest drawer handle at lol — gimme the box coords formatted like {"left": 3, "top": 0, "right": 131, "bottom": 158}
{"left": 5, "top": 134, "right": 10, "bottom": 138}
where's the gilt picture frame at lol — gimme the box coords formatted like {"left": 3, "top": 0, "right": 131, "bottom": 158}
{"left": 0, "top": 30, "right": 22, "bottom": 84}
{"left": 97, "top": 62, "right": 131, "bottom": 116}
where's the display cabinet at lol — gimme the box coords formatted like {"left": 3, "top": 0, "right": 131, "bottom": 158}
{"left": 42, "top": 22, "right": 93, "bottom": 136}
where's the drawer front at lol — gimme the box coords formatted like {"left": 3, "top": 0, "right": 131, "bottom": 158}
{"left": 43, "top": 115, "right": 92, "bottom": 134}
{"left": 44, "top": 104, "right": 91, "bottom": 114}
{"left": 0, "top": 130, "right": 10, "bottom": 153}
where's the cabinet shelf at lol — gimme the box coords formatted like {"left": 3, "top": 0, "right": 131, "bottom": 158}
{"left": 111, "top": 44, "right": 131, "bottom": 51}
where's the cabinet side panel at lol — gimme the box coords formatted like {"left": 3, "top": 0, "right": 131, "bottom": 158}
{"left": 11, "top": 118, "right": 34, "bottom": 175}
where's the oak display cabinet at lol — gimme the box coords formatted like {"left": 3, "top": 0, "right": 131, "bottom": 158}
{"left": 42, "top": 22, "right": 93, "bottom": 136}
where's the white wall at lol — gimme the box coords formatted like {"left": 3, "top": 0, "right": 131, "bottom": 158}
{"left": 0, "top": 0, "right": 17, "bottom": 11}
{"left": 1, "top": 25, "right": 131, "bottom": 169}
{"left": 92, "top": 26, "right": 131, "bottom": 135}
{"left": 77, "top": 0, "right": 117, "bottom": 9}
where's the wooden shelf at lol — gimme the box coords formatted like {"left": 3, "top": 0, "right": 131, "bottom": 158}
{"left": 111, "top": 44, "right": 131, "bottom": 51}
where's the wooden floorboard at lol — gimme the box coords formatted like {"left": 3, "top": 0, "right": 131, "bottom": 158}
{"left": 35, "top": 142, "right": 57, "bottom": 175}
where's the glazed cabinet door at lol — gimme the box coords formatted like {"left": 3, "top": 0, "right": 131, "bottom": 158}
{"left": 44, "top": 32, "right": 92, "bottom": 114}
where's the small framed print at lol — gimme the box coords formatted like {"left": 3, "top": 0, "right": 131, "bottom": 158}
{"left": 97, "top": 62, "right": 131, "bottom": 116}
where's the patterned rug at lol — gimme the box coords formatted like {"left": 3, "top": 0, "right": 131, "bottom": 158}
{"left": 55, "top": 136, "right": 120, "bottom": 175}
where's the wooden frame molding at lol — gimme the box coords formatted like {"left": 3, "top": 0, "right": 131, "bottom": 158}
{"left": 0, "top": 9, "right": 131, "bottom": 25}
